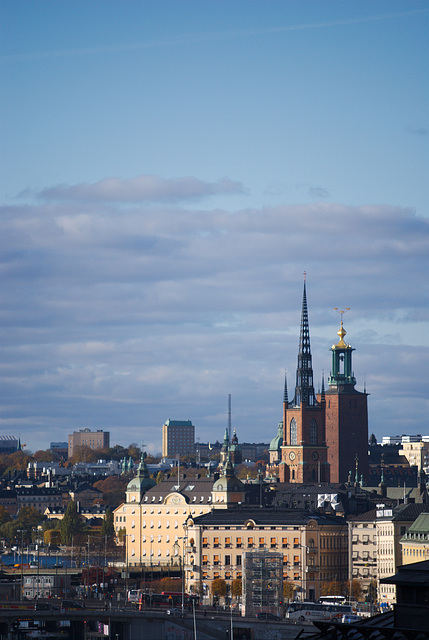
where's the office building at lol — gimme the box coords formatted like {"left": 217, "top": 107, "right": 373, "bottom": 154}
{"left": 68, "top": 429, "right": 110, "bottom": 458}
{"left": 162, "top": 419, "right": 195, "bottom": 458}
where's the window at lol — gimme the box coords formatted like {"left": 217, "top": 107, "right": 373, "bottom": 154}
{"left": 236, "top": 555, "right": 242, "bottom": 566}
{"left": 236, "top": 537, "right": 242, "bottom": 548}
{"left": 225, "top": 537, "right": 231, "bottom": 548}
{"left": 293, "top": 538, "right": 299, "bottom": 548}
{"left": 214, "top": 537, "right": 220, "bottom": 548}
{"left": 310, "top": 419, "right": 318, "bottom": 445}
{"left": 290, "top": 418, "right": 297, "bottom": 445}
{"left": 270, "top": 537, "right": 276, "bottom": 548}
{"left": 294, "top": 556, "right": 300, "bottom": 566}
{"left": 283, "top": 556, "right": 288, "bottom": 565}
{"left": 214, "top": 555, "right": 220, "bottom": 566}
{"left": 203, "top": 538, "right": 208, "bottom": 548}
{"left": 248, "top": 537, "right": 254, "bottom": 547}
{"left": 225, "top": 572, "right": 231, "bottom": 580}
{"left": 282, "top": 538, "right": 288, "bottom": 548}
{"left": 202, "top": 555, "right": 208, "bottom": 566}
{"left": 259, "top": 537, "right": 265, "bottom": 548}
{"left": 225, "top": 555, "right": 231, "bottom": 566}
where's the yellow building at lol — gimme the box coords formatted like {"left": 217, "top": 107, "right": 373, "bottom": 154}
{"left": 400, "top": 512, "right": 429, "bottom": 565}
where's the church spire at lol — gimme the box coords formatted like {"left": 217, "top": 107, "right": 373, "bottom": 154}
{"left": 292, "top": 275, "right": 316, "bottom": 406}
{"left": 283, "top": 371, "right": 288, "bottom": 404}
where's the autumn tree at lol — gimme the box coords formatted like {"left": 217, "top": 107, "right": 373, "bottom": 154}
{"left": 350, "top": 579, "right": 363, "bottom": 601}
{"left": 283, "top": 580, "right": 295, "bottom": 602}
{"left": 320, "top": 580, "right": 343, "bottom": 596}
{"left": 231, "top": 578, "right": 242, "bottom": 600}
{"left": 94, "top": 475, "right": 128, "bottom": 509}
{"left": 67, "top": 445, "right": 99, "bottom": 466}
{"left": 211, "top": 578, "right": 227, "bottom": 603}
{"left": 45, "top": 529, "right": 62, "bottom": 545}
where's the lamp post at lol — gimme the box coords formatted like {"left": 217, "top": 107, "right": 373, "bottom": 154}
{"left": 17, "top": 530, "right": 25, "bottom": 601}
{"left": 173, "top": 536, "right": 187, "bottom": 616}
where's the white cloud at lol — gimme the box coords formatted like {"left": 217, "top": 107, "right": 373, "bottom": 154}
{"left": 32, "top": 175, "right": 244, "bottom": 204}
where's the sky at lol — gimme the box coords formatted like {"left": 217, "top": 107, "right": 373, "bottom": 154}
{"left": 0, "top": 1, "right": 428, "bottom": 455}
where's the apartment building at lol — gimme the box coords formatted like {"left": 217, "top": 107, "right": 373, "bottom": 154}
{"left": 375, "top": 502, "right": 427, "bottom": 608}
{"left": 68, "top": 429, "right": 110, "bottom": 458}
{"left": 349, "top": 509, "right": 378, "bottom": 601}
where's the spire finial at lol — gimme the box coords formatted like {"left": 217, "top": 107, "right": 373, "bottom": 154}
{"left": 283, "top": 371, "right": 288, "bottom": 404}
{"left": 333, "top": 307, "right": 350, "bottom": 347}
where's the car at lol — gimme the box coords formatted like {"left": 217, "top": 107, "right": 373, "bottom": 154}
{"left": 341, "top": 613, "right": 361, "bottom": 623}
{"left": 61, "top": 600, "right": 85, "bottom": 610}
{"left": 34, "top": 602, "right": 59, "bottom": 611}
{"left": 256, "top": 612, "right": 281, "bottom": 620}
{"left": 166, "top": 608, "right": 185, "bottom": 616}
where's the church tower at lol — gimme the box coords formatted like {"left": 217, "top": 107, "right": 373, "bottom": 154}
{"left": 323, "top": 312, "right": 369, "bottom": 483}
{"left": 279, "top": 278, "right": 330, "bottom": 483}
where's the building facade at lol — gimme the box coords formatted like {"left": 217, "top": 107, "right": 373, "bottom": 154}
{"left": 162, "top": 420, "right": 195, "bottom": 458}
{"left": 185, "top": 508, "right": 348, "bottom": 603}
{"left": 68, "top": 429, "right": 110, "bottom": 458}
{"left": 400, "top": 512, "right": 429, "bottom": 566}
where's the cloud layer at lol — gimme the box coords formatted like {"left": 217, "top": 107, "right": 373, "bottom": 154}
{"left": 1, "top": 175, "right": 428, "bottom": 452}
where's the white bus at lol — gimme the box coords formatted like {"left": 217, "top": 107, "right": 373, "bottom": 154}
{"left": 286, "top": 601, "right": 353, "bottom": 622}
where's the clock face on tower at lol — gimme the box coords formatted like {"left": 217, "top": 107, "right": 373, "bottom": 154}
{"left": 289, "top": 451, "right": 296, "bottom": 461}
{"left": 312, "top": 451, "right": 319, "bottom": 461}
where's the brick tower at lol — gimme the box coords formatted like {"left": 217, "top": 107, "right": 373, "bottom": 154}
{"left": 323, "top": 312, "right": 369, "bottom": 483}
{"left": 279, "top": 279, "right": 330, "bottom": 483}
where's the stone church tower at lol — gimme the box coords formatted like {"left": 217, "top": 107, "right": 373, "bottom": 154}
{"left": 279, "top": 279, "right": 330, "bottom": 483}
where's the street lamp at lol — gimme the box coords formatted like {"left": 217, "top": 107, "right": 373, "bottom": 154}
{"left": 173, "top": 536, "right": 187, "bottom": 615}
{"left": 17, "top": 530, "right": 25, "bottom": 601}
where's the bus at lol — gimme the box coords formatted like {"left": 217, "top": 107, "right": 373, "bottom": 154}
{"left": 317, "top": 595, "right": 346, "bottom": 605}
{"left": 285, "top": 601, "right": 353, "bottom": 622}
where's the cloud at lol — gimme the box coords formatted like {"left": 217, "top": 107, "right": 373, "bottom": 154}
{"left": 308, "top": 186, "right": 330, "bottom": 199}
{"left": 0, "top": 190, "right": 428, "bottom": 451}
{"left": 26, "top": 175, "right": 245, "bottom": 204}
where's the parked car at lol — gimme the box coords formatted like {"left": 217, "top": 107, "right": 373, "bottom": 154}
{"left": 256, "top": 612, "right": 281, "bottom": 620}
{"left": 341, "top": 613, "right": 361, "bottom": 623}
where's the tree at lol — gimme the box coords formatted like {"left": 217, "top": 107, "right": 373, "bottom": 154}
{"left": 94, "top": 475, "right": 128, "bottom": 509}
{"left": 320, "top": 580, "right": 343, "bottom": 596}
{"left": 100, "top": 508, "right": 115, "bottom": 546}
{"left": 350, "top": 579, "right": 363, "bottom": 601}
{"left": 231, "top": 578, "right": 242, "bottom": 600}
{"left": 0, "top": 505, "right": 11, "bottom": 525}
{"left": 60, "top": 501, "right": 84, "bottom": 544}
{"left": 156, "top": 471, "right": 165, "bottom": 484}
{"left": 45, "top": 529, "right": 61, "bottom": 545}
{"left": 283, "top": 580, "right": 295, "bottom": 602}
{"left": 211, "top": 578, "right": 227, "bottom": 602}
{"left": 66, "top": 445, "right": 99, "bottom": 465}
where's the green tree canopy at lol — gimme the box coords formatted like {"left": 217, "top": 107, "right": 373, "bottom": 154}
{"left": 60, "top": 501, "right": 84, "bottom": 545}
{"left": 99, "top": 508, "right": 115, "bottom": 545}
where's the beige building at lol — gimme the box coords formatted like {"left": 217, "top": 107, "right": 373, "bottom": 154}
{"left": 185, "top": 507, "right": 348, "bottom": 602}
{"left": 349, "top": 510, "right": 378, "bottom": 601}
{"left": 375, "top": 502, "right": 426, "bottom": 608}
{"left": 68, "top": 429, "right": 110, "bottom": 458}
{"left": 162, "top": 420, "right": 195, "bottom": 458}
{"left": 399, "top": 439, "right": 429, "bottom": 474}
{"left": 400, "top": 512, "right": 429, "bottom": 565}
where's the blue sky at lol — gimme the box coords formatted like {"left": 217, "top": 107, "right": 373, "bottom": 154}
{"left": 0, "top": 1, "right": 428, "bottom": 454}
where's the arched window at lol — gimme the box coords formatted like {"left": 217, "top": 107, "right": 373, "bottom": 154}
{"left": 310, "top": 419, "right": 318, "bottom": 445}
{"left": 290, "top": 418, "right": 297, "bottom": 445}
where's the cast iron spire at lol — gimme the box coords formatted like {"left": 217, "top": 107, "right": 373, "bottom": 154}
{"left": 293, "top": 275, "right": 316, "bottom": 406}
